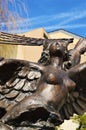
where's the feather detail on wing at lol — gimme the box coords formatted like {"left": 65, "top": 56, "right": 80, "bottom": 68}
{"left": 60, "top": 62, "right": 86, "bottom": 120}
{"left": 0, "top": 58, "right": 41, "bottom": 118}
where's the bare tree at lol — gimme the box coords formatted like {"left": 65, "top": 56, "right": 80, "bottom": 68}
{"left": 0, "top": 0, "right": 29, "bottom": 33}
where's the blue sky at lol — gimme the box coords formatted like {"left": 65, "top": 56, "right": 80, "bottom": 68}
{"left": 0, "top": 0, "right": 86, "bottom": 37}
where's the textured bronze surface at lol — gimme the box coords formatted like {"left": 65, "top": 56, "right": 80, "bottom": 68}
{"left": 63, "top": 38, "right": 86, "bottom": 69}
{"left": 0, "top": 32, "right": 86, "bottom": 130}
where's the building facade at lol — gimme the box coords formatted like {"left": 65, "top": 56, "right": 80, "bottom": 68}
{"left": 0, "top": 28, "right": 86, "bottom": 62}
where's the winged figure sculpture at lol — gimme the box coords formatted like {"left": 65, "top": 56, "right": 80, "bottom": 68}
{"left": 0, "top": 32, "right": 85, "bottom": 130}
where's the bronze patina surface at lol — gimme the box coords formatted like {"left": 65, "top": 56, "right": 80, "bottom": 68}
{"left": 0, "top": 32, "right": 86, "bottom": 130}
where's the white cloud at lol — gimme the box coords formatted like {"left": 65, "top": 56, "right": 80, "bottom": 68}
{"left": 57, "top": 10, "right": 86, "bottom": 26}
{"left": 29, "top": 12, "right": 74, "bottom": 25}
{"left": 1, "top": 4, "right": 86, "bottom": 34}
{"left": 45, "top": 23, "right": 86, "bottom": 31}
{"left": 29, "top": 9, "right": 86, "bottom": 31}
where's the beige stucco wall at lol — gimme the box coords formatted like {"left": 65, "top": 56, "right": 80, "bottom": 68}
{"left": 0, "top": 44, "right": 17, "bottom": 59}
{"left": 17, "top": 28, "right": 50, "bottom": 62}
{"left": 0, "top": 28, "right": 49, "bottom": 62}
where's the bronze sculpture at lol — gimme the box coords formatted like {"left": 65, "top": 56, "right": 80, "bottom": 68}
{"left": 63, "top": 38, "right": 86, "bottom": 69}
{"left": 0, "top": 32, "right": 85, "bottom": 130}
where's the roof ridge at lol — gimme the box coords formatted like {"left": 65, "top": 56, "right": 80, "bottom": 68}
{"left": 48, "top": 29, "right": 85, "bottom": 38}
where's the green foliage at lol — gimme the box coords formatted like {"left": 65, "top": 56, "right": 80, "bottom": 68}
{"left": 72, "top": 113, "right": 86, "bottom": 130}
{"left": 55, "top": 126, "right": 61, "bottom": 130}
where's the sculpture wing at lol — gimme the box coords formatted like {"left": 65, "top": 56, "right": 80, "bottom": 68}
{"left": 63, "top": 38, "right": 86, "bottom": 69}
{"left": 0, "top": 58, "right": 41, "bottom": 118}
{"left": 60, "top": 62, "right": 86, "bottom": 120}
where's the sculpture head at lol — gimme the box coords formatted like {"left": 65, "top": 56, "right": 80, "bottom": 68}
{"left": 38, "top": 38, "right": 74, "bottom": 65}
{"left": 49, "top": 42, "right": 65, "bottom": 58}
